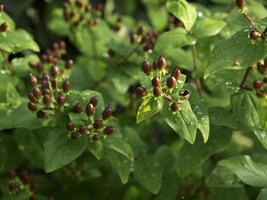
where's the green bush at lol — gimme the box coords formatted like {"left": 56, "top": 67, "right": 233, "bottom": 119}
{"left": 0, "top": 0, "right": 266, "bottom": 199}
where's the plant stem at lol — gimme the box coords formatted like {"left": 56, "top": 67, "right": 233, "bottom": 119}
{"left": 243, "top": 12, "right": 264, "bottom": 37}
{"left": 240, "top": 66, "right": 252, "bottom": 89}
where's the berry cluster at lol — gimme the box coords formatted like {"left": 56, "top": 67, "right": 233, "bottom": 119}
{"left": 27, "top": 41, "right": 74, "bottom": 118}
{"left": 253, "top": 59, "right": 267, "bottom": 98}
{"left": 130, "top": 26, "right": 158, "bottom": 52}
{"left": 136, "top": 56, "right": 188, "bottom": 112}
{"left": 63, "top": 0, "right": 104, "bottom": 28}
{"left": 7, "top": 170, "right": 38, "bottom": 200}
{"left": 66, "top": 96, "right": 115, "bottom": 141}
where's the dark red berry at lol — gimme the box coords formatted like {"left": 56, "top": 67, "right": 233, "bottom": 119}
{"left": 33, "top": 87, "right": 41, "bottom": 98}
{"left": 57, "top": 95, "right": 65, "bottom": 106}
{"left": 136, "top": 87, "right": 146, "bottom": 97}
{"left": 65, "top": 59, "right": 74, "bottom": 69}
{"left": 152, "top": 77, "right": 161, "bottom": 87}
{"left": 86, "top": 103, "right": 94, "bottom": 116}
{"left": 0, "top": 22, "right": 8, "bottom": 32}
{"left": 73, "top": 103, "right": 82, "bottom": 113}
{"left": 92, "top": 134, "right": 100, "bottom": 142}
{"left": 167, "top": 76, "right": 176, "bottom": 88}
{"left": 103, "top": 126, "right": 115, "bottom": 135}
{"left": 172, "top": 68, "right": 181, "bottom": 80}
{"left": 253, "top": 80, "right": 263, "bottom": 90}
{"left": 28, "top": 102, "right": 37, "bottom": 111}
{"left": 0, "top": 5, "right": 4, "bottom": 12}
{"left": 236, "top": 0, "right": 245, "bottom": 9}
{"left": 71, "top": 131, "right": 80, "bottom": 139}
{"left": 36, "top": 110, "right": 46, "bottom": 118}
{"left": 79, "top": 125, "right": 88, "bottom": 134}
{"left": 153, "top": 60, "right": 158, "bottom": 70}
{"left": 157, "top": 56, "right": 167, "bottom": 69}
{"left": 28, "top": 92, "right": 36, "bottom": 102}
{"left": 93, "top": 119, "right": 103, "bottom": 130}
{"left": 66, "top": 121, "right": 75, "bottom": 131}
{"left": 50, "top": 65, "right": 60, "bottom": 77}
{"left": 63, "top": 80, "right": 71, "bottom": 92}
{"left": 8, "top": 170, "right": 16, "bottom": 180}
{"left": 171, "top": 102, "right": 180, "bottom": 112}
{"left": 153, "top": 87, "right": 162, "bottom": 97}
{"left": 90, "top": 96, "right": 98, "bottom": 107}
{"left": 257, "top": 63, "right": 267, "bottom": 75}
{"left": 29, "top": 74, "right": 37, "bottom": 85}
{"left": 102, "top": 106, "right": 112, "bottom": 119}
{"left": 250, "top": 31, "right": 261, "bottom": 40}
{"left": 142, "top": 61, "right": 152, "bottom": 74}
{"left": 9, "top": 182, "right": 16, "bottom": 191}
{"left": 43, "top": 88, "right": 51, "bottom": 96}
{"left": 43, "top": 94, "right": 51, "bottom": 105}
{"left": 42, "top": 73, "right": 50, "bottom": 82}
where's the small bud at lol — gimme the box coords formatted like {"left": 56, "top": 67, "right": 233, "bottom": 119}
{"left": 29, "top": 74, "right": 37, "bottom": 85}
{"left": 253, "top": 80, "right": 262, "bottom": 90}
{"left": 171, "top": 102, "right": 180, "bottom": 112}
{"left": 66, "top": 121, "right": 75, "bottom": 131}
{"left": 152, "top": 77, "right": 161, "bottom": 87}
{"left": 92, "top": 134, "right": 100, "bottom": 142}
{"left": 28, "top": 92, "right": 36, "bottom": 102}
{"left": 43, "top": 88, "right": 51, "bottom": 96}
{"left": 250, "top": 31, "right": 261, "bottom": 40}
{"left": 157, "top": 56, "right": 167, "bottom": 69}
{"left": 65, "top": 59, "right": 74, "bottom": 69}
{"left": 86, "top": 103, "right": 94, "bottom": 116}
{"left": 153, "top": 87, "right": 162, "bottom": 97}
{"left": 90, "top": 96, "right": 99, "bottom": 107}
{"left": 43, "top": 94, "right": 52, "bottom": 105}
{"left": 28, "top": 102, "right": 37, "bottom": 111}
{"left": 57, "top": 95, "right": 65, "bottom": 106}
{"left": 102, "top": 106, "right": 112, "bottom": 119}
{"left": 73, "top": 103, "right": 82, "bottom": 113}
{"left": 136, "top": 86, "right": 146, "bottom": 97}
{"left": 71, "top": 131, "right": 80, "bottom": 139}
{"left": 167, "top": 76, "right": 176, "bottom": 88}
{"left": 42, "top": 73, "right": 51, "bottom": 82}
{"left": 33, "top": 87, "right": 42, "bottom": 98}
{"left": 63, "top": 80, "right": 71, "bottom": 92}
{"left": 50, "top": 65, "right": 60, "bottom": 77}
{"left": 93, "top": 119, "right": 103, "bottom": 130}
{"left": 142, "top": 61, "right": 152, "bottom": 74}
{"left": 236, "top": 0, "right": 245, "bottom": 9}
{"left": 79, "top": 125, "right": 88, "bottom": 134}
{"left": 171, "top": 68, "right": 181, "bottom": 80}
{"left": 36, "top": 110, "right": 46, "bottom": 118}
{"left": 103, "top": 126, "right": 115, "bottom": 135}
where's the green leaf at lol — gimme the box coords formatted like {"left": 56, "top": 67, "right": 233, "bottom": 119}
{"left": 219, "top": 155, "right": 267, "bottom": 187}
{"left": 257, "top": 188, "right": 267, "bottom": 200}
{"left": 209, "top": 107, "right": 238, "bottom": 129}
{"left": 166, "top": 0, "right": 197, "bottom": 31}
{"left": 15, "top": 128, "right": 47, "bottom": 168}
{"left": 208, "top": 188, "right": 249, "bottom": 200}
{"left": 6, "top": 84, "right": 21, "bottom": 108}
{"left": 162, "top": 100, "right": 197, "bottom": 144}
{"left": 0, "top": 29, "right": 39, "bottom": 53}
{"left": 192, "top": 18, "right": 226, "bottom": 38}
{"left": 205, "top": 29, "right": 266, "bottom": 78}
{"left": 0, "top": 142, "right": 7, "bottom": 173}
{"left": 48, "top": 8, "right": 69, "bottom": 36}
{"left": 176, "top": 126, "right": 232, "bottom": 177}
{"left": 105, "top": 150, "right": 133, "bottom": 184}
{"left": 104, "top": 136, "right": 134, "bottom": 161}
{"left": 136, "top": 96, "right": 164, "bottom": 123}
{"left": 44, "top": 128, "right": 88, "bottom": 173}
{"left": 206, "top": 166, "right": 242, "bottom": 188}
{"left": 155, "top": 28, "right": 196, "bottom": 52}
{"left": 88, "top": 140, "right": 104, "bottom": 160}
{"left": 134, "top": 155, "right": 162, "bottom": 194}
{"left": 147, "top": 5, "right": 168, "bottom": 31}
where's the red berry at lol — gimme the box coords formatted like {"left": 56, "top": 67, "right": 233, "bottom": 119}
{"left": 90, "top": 96, "right": 98, "bottom": 107}
{"left": 167, "top": 76, "right": 176, "bottom": 88}
{"left": 0, "top": 22, "right": 8, "bottom": 32}
{"left": 50, "top": 65, "right": 60, "bottom": 77}
{"left": 33, "top": 87, "right": 41, "bottom": 98}
{"left": 236, "top": 0, "right": 245, "bottom": 9}
{"left": 28, "top": 102, "right": 37, "bottom": 111}
{"left": 43, "top": 88, "right": 51, "bottom": 96}
{"left": 42, "top": 73, "right": 51, "bottom": 82}
{"left": 102, "top": 106, "right": 112, "bottom": 119}
{"left": 152, "top": 77, "right": 161, "bottom": 87}
{"left": 92, "top": 134, "right": 101, "bottom": 142}
{"left": 71, "top": 131, "right": 80, "bottom": 139}
{"left": 86, "top": 103, "right": 95, "bottom": 116}
{"left": 250, "top": 31, "right": 261, "bottom": 40}
{"left": 93, "top": 119, "right": 103, "bottom": 129}
{"left": 157, "top": 56, "right": 167, "bottom": 69}
{"left": 63, "top": 80, "right": 71, "bottom": 92}
{"left": 79, "top": 125, "right": 88, "bottom": 134}
{"left": 43, "top": 94, "right": 52, "bottom": 105}
{"left": 57, "top": 95, "right": 65, "bottom": 106}
{"left": 153, "top": 87, "right": 162, "bottom": 97}
{"left": 171, "top": 102, "right": 180, "bottom": 112}
{"left": 142, "top": 61, "right": 152, "bottom": 74}
{"left": 103, "top": 126, "right": 115, "bottom": 135}
{"left": 171, "top": 68, "right": 181, "bottom": 80}
{"left": 66, "top": 121, "right": 75, "bottom": 131}
{"left": 65, "top": 59, "right": 74, "bottom": 69}
{"left": 253, "top": 80, "right": 263, "bottom": 90}
{"left": 136, "top": 87, "right": 146, "bottom": 97}
{"left": 36, "top": 110, "right": 46, "bottom": 118}
{"left": 29, "top": 74, "right": 37, "bottom": 85}
{"left": 28, "top": 92, "right": 36, "bottom": 102}
{"left": 19, "top": 170, "right": 30, "bottom": 184}
{"left": 73, "top": 103, "right": 82, "bottom": 113}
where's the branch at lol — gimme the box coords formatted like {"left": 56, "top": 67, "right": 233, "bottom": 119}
{"left": 240, "top": 66, "right": 253, "bottom": 90}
